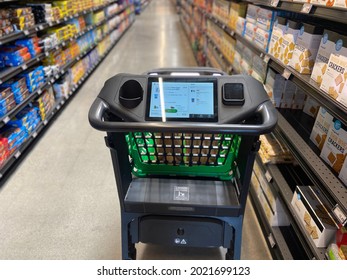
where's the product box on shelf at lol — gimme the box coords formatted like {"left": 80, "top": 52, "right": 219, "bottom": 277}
{"left": 245, "top": 4, "right": 259, "bottom": 24}
{"left": 235, "top": 17, "right": 246, "bottom": 36}
{"left": 268, "top": 17, "right": 287, "bottom": 60}
{"left": 310, "top": 107, "right": 334, "bottom": 150}
{"left": 320, "top": 53, "right": 347, "bottom": 106}
{"left": 228, "top": 2, "right": 247, "bottom": 31}
{"left": 0, "top": 126, "right": 28, "bottom": 155}
{"left": 259, "top": 133, "right": 293, "bottom": 164}
{"left": 240, "top": 46, "right": 254, "bottom": 76}
{"left": 291, "top": 185, "right": 339, "bottom": 248}
{"left": 311, "top": 30, "right": 347, "bottom": 85}
{"left": 289, "top": 23, "right": 323, "bottom": 74}
{"left": 280, "top": 80, "right": 297, "bottom": 108}
{"left": 280, "top": 20, "right": 302, "bottom": 65}
{"left": 254, "top": 27, "right": 271, "bottom": 52}
{"left": 252, "top": 55, "right": 267, "bottom": 83}
{"left": 244, "top": 21, "right": 257, "bottom": 42}
{"left": 232, "top": 40, "right": 244, "bottom": 74}
{"left": 291, "top": 87, "right": 307, "bottom": 110}
{"left": 256, "top": 6, "right": 276, "bottom": 32}
{"left": 0, "top": 45, "right": 31, "bottom": 67}
{"left": 303, "top": 96, "right": 320, "bottom": 117}
{"left": 331, "top": 0, "right": 347, "bottom": 8}
{"left": 265, "top": 68, "right": 286, "bottom": 108}
{"left": 320, "top": 118, "right": 347, "bottom": 174}
{"left": 212, "top": 0, "right": 230, "bottom": 24}
{"left": 0, "top": 91, "right": 15, "bottom": 117}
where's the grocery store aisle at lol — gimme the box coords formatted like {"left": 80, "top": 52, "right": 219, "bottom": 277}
{"left": 0, "top": 0, "right": 271, "bottom": 260}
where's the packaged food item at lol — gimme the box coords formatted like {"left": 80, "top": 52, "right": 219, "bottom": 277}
{"left": 235, "top": 17, "right": 245, "bottom": 36}
{"left": 311, "top": 30, "right": 347, "bottom": 85}
{"left": 289, "top": 23, "right": 323, "bottom": 74}
{"left": 330, "top": 0, "right": 347, "bottom": 8}
{"left": 1, "top": 77, "right": 27, "bottom": 93}
{"left": 291, "top": 185, "right": 339, "bottom": 248}
{"left": 291, "top": 87, "right": 307, "bottom": 110}
{"left": 280, "top": 80, "right": 296, "bottom": 108}
{"left": 320, "top": 118, "right": 347, "bottom": 174}
{"left": 266, "top": 69, "right": 286, "bottom": 108}
{"left": 251, "top": 55, "right": 267, "bottom": 83}
{"left": 254, "top": 27, "right": 271, "bottom": 52}
{"left": 310, "top": 107, "right": 334, "bottom": 150}
{"left": 244, "top": 21, "right": 256, "bottom": 42}
{"left": 245, "top": 4, "right": 259, "bottom": 24}
{"left": 338, "top": 156, "right": 347, "bottom": 185}
{"left": 303, "top": 96, "right": 320, "bottom": 117}
{"left": 0, "top": 90, "right": 15, "bottom": 117}
{"left": 0, "top": 45, "right": 31, "bottom": 67}
{"left": 320, "top": 53, "right": 347, "bottom": 106}
{"left": 259, "top": 133, "right": 293, "bottom": 164}
{"left": 256, "top": 7, "right": 276, "bottom": 32}
{"left": 280, "top": 20, "right": 302, "bottom": 65}
{"left": 240, "top": 45, "right": 254, "bottom": 76}
{"left": 326, "top": 243, "right": 345, "bottom": 260}
{"left": 229, "top": 2, "right": 247, "bottom": 31}
{"left": 269, "top": 17, "right": 287, "bottom": 59}
{"left": 0, "top": 126, "right": 28, "bottom": 154}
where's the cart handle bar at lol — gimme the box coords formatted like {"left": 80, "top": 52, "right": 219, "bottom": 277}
{"left": 88, "top": 98, "right": 277, "bottom": 135}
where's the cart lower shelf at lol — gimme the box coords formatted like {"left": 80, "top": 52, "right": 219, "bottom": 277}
{"left": 124, "top": 177, "right": 241, "bottom": 216}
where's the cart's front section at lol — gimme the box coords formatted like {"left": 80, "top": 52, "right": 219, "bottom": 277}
{"left": 89, "top": 68, "right": 277, "bottom": 259}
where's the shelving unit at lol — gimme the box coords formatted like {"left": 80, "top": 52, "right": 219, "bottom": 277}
{"left": 179, "top": 0, "right": 347, "bottom": 259}
{"left": 0, "top": 0, "right": 136, "bottom": 184}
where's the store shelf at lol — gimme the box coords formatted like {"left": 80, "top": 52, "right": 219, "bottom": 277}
{"left": 246, "top": 0, "right": 347, "bottom": 25}
{"left": 265, "top": 163, "right": 326, "bottom": 259}
{"left": 0, "top": 53, "right": 45, "bottom": 85}
{"left": 249, "top": 185, "right": 294, "bottom": 260}
{"left": 275, "top": 113, "right": 347, "bottom": 214}
{"left": 0, "top": 14, "right": 135, "bottom": 184}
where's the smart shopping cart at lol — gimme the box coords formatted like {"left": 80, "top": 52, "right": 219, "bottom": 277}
{"left": 88, "top": 67, "right": 277, "bottom": 260}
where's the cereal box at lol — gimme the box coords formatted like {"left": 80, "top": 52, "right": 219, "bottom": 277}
{"left": 289, "top": 23, "right": 323, "bottom": 74}
{"left": 311, "top": 30, "right": 347, "bottom": 85}
{"left": 320, "top": 53, "right": 347, "bottom": 106}
{"left": 268, "top": 16, "right": 287, "bottom": 59}
{"left": 280, "top": 20, "right": 302, "bottom": 65}
{"left": 320, "top": 118, "right": 347, "bottom": 174}
{"left": 310, "top": 107, "right": 334, "bottom": 150}
{"left": 291, "top": 185, "right": 338, "bottom": 248}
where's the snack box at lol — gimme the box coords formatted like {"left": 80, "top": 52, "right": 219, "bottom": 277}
{"left": 310, "top": 107, "right": 334, "bottom": 150}
{"left": 0, "top": 99, "right": 16, "bottom": 117}
{"left": 289, "top": 23, "right": 323, "bottom": 74}
{"left": 1, "top": 77, "right": 27, "bottom": 93}
{"left": 311, "top": 30, "right": 347, "bottom": 85}
{"left": 254, "top": 27, "right": 271, "bottom": 52}
{"left": 235, "top": 16, "right": 245, "bottom": 36}
{"left": 0, "top": 92, "right": 15, "bottom": 109}
{"left": 13, "top": 89, "right": 30, "bottom": 104}
{"left": 256, "top": 7, "right": 277, "bottom": 32}
{"left": 320, "top": 118, "right": 347, "bottom": 174}
{"left": 291, "top": 185, "right": 339, "bottom": 248}
{"left": 244, "top": 21, "right": 257, "bottom": 42}
{"left": 303, "top": 96, "right": 320, "bottom": 117}
{"left": 280, "top": 20, "right": 302, "bottom": 65}
{"left": 280, "top": 80, "right": 296, "bottom": 108}
{"left": 291, "top": 87, "right": 307, "bottom": 110}
{"left": 268, "top": 16, "right": 287, "bottom": 60}
{"left": 245, "top": 4, "right": 259, "bottom": 24}
{"left": 0, "top": 87, "right": 13, "bottom": 101}
{"left": 320, "top": 53, "right": 347, "bottom": 107}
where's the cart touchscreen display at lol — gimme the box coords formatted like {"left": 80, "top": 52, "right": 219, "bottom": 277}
{"left": 146, "top": 77, "right": 218, "bottom": 121}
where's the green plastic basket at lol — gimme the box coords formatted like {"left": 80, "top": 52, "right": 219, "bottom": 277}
{"left": 125, "top": 132, "right": 241, "bottom": 180}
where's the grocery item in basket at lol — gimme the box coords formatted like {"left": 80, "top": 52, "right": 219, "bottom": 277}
{"left": 320, "top": 53, "right": 347, "bottom": 106}
{"left": 310, "top": 107, "right": 334, "bottom": 150}
{"left": 289, "top": 23, "right": 323, "bottom": 74}
{"left": 320, "top": 119, "right": 347, "bottom": 174}
{"left": 311, "top": 30, "right": 347, "bottom": 85}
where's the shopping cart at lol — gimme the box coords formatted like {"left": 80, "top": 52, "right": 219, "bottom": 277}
{"left": 89, "top": 67, "right": 277, "bottom": 260}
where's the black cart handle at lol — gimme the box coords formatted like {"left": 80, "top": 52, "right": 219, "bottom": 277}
{"left": 88, "top": 98, "right": 277, "bottom": 135}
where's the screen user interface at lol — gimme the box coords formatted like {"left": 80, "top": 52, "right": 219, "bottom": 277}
{"left": 148, "top": 80, "right": 216, "bottom": 120}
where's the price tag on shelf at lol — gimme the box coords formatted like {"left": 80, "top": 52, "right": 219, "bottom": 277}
{"left": 271, "top": 0, "right": 280, "bottom": 7}
{"left": 21, "top": 64, "right": 28, "bottom": 70}
{"left": 39, "top": 25, "right": 44, "bottom": 30}
{"left": 32, "top": 131, "right": 38, "bottom": 139}
{"left": 45, "top": 51, "right": 49, "bottom": 57}
{"left": 333, "top": 205, "right": 347, "bottom": 225}
{"left": 43, "top": 119, "right": 48, "bottom": 125}
{"left": 230, "top": 30, "right": 235, "bottom": 37}
{"left": 24, "top": 29, "right": 30, "bottom": 36}
{"left": 49, "top": 22, "right": 53, "bottom": 27}
{"left": 56, "top": 19, "right": 60, "bottom": 24}
{"left": 57, "top": 105, "right": 61, "bottom": 110}
{"left": 301, "top": 3, "right": 313, "bottom": 14}
{"left": 14, "top": 151, "right": 21, "bottom": 159}
{"left": 265, "top": 171, "right": 272, "bottom": 183}
{"left": 268, "top": 233, "right": 276, "bottom": 248}
{"left": 55, "top": 74, "right": 59, "bottom": 79}
{"left": 38, "top": 89, "right": 42, "bottom": 95}
{"left": 61, "top": 70, "right": 65, "bottom": 75}
{"left": 62, "top": 42, "right": 66, "bottom": 47}
{"left": 50, "top": 78, "right": 55, "bottom": 84}
{"left": 64, "top": 17, "right": 68, "bottom": 21}
{"left": 3, "top": 116, "right": 10, "bottom": 124}
{"left": 282, "top": 69, "right": 292, "bottom": 80}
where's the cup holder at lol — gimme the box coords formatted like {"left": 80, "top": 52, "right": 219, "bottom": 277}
{"left": 119, "top": 80, "right": 143, "bottom": 109}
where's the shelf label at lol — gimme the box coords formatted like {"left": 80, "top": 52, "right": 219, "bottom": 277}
{"left": 43, "top": 119, "right": 48, "bottom": 125}
{"left": 14, "top": 151, "right": 21, "bottom": 159}
{"left": 282, "top": 69, "right": 292, "bottom": 80}
{"left": 55, "top": 74, "right": 59, "bottom": 79}
{"left": 21, "top": 64, "right": 28, "bottom": 70}
{"left": 268, "top": 233, "right": 276, "bottom": 248}
{"left": 301, "top": 3, "right": 313, "bottom": 14}
{"left": 56, "top": 20, "right": 60, "bottom": 24}
{"left": 230, "top": 30, "right": 235, "bottom": 37}
{"left": 265, "top": 170, "right": 272, "bottom": 183}
{"left": 50, "top": 78, "right": 55, "bottom": 84}
{"left": 39, "top": 25, "right": 44, "bottom": 30}
{"left": 37, "top": 89, "right": 42, "bottom": 95}
{"left": 3, "top": 116, "right": 10, "bottom": 124}
{"left": 333, "top": 205, "right": 347, "bottom": 226}
{"left": 24, "top": 30, "right": 30, "bottom": 36}
{"left": 271, "top": 0, "right": 280, "bottom": 7}
{"left": 61, "top": 70, "right": 65, "bottom": 75}
{"left": 57, "top": 105, "right": 61, "bottom": 110}
{"left": 32, "top": 131, "right": 38, "bottom": 139}
{"left": 45, "top": 51, "right": 49, "bottom": 57}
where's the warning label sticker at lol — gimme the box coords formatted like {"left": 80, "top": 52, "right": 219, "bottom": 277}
{"left": 174, "top": 186, "right": 189, "bottom": 201}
